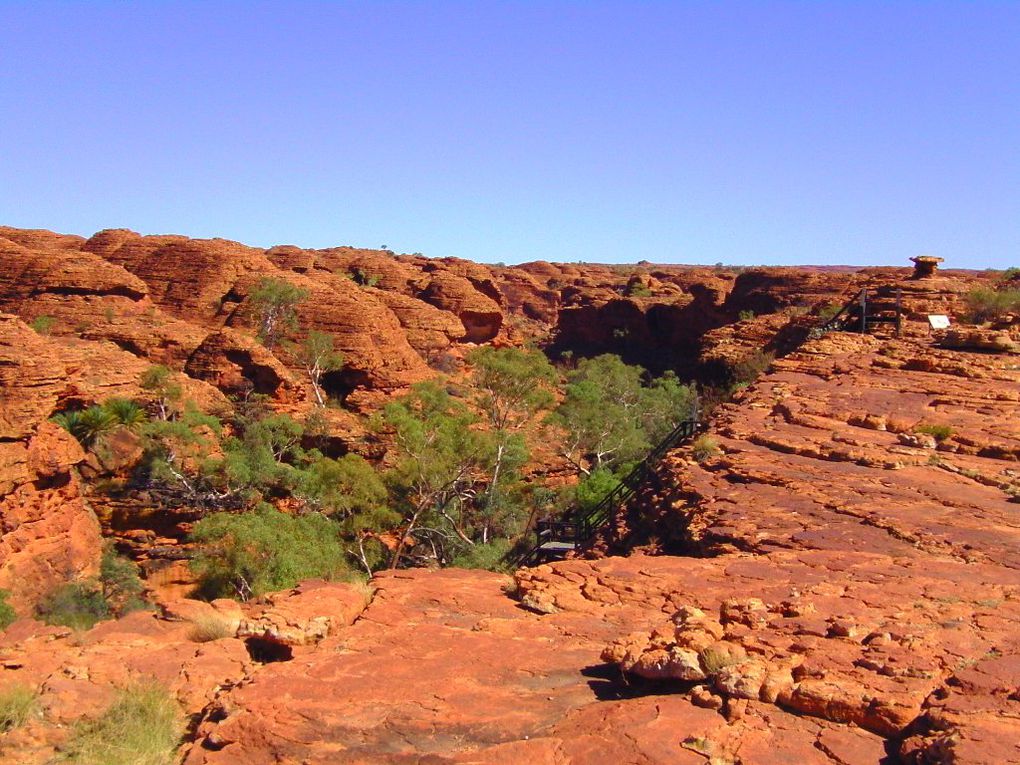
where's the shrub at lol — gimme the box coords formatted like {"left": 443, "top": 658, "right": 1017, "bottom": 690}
{"left": 729, "top": 350, "right": 774, "bottom": 387}
{"left": 0, "top": 590, "right": 15, "bottom": 630}
{"left": 102, "top": 398, "right": 148, "bottom": 428}
{"left": 349, "top": 268, "right": 381, "bottom": 287}
{"left": 100, "top": 544, "right": 148, "bottom": 616}
{"left": 29, "top": 315, "right": 55, "bottom": 335}
{"left": 963, "top": 288, "right": 1020, "bottom": 323}
{"left": 0, "top": 684, "right": 38, "bottom": 732}
{"left": 190, "top": 506, "right": 350, "bottom": 600}
{"left": 691, "top": 435, "right": 721, "bottom": 462}
{"left": 36, "top": 582, "right": 109, "bottom": 631}
{"left": 451, "top": 539, "right": 513, "bottom": 572}
{"left": 737, "top": 309, "right": 755, "bottom": 321}
{"left": 915, "top": 423, "right": 954, "bottom": 442}
{"left": 187, "top": 614, "right": 234, "bottom": 643}
{"left": 627, "top": 282, "right": 652, "bottom": 297}
{"left": 62, "top": 680, "right": 182, "bottom": 765}
{"left": 75, "top": 408, "right": 118, "bottom": 448}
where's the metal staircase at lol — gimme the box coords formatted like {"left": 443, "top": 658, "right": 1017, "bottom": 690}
{"left": 520, "top": 418, "right": 705, "bottom": 566}
{"left": 819, "top": 287, "right": 904, "bottom": 336}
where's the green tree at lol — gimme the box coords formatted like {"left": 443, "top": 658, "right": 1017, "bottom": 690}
{"left": 140, "top": 365, "right": 183, "bottom": 421}
{"left": 249, "top": 278, "right": 309, "bottom": 348}
{"left": 638, "top": 370, "right": 698, "bottom": 443}
{"left": 139, "top": 405, "right": 224, "bottom": 505}
{"left": 548, "top": 354, "right": 650, "bottom": 474}
{"left": 293, "top": 330, "right": 344, "bottom": 407}
{"left": 297, "top": 454, "right": 398, "bottom": 573}
{"left": 575, "top": 468, "right": 621, "bottom": 513}
{"left": 380, "top": 381, "right": 493, "bottom": 567}
{"left": 468, "top": 347, "right": 557, "bottom": 541}
{"left": 190, "top": 506, "right": 349, "bottom": 600}
{"left": 99, "top": 543, "right": 148, "bottom": 616}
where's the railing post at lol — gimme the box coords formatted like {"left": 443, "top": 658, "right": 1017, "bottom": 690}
{"left": 860, "top": 289, "right": 868, "bottom": 334}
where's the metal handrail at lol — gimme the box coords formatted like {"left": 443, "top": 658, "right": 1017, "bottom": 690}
{"left": 520, "top": 418, "right": 704, "bottom": 565}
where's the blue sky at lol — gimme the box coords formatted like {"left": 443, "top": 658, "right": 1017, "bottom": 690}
{"left": 1, "top": 2, "right": 1017, "bottom": 267}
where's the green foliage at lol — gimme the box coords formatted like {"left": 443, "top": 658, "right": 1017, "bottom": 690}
{"left": 0, "top": 684, "right": 38, "bottom": 732}
{"left": 817, "top": 302, "right": 842, "bottom": 322}
{"left": 348, "top": 267, "right": 381, "bottom": 287}
{"left": 29, "top": 315, "right": 55, "bottom": 335}
{"left": 964, "top": 287, "right": 1020, "bottom": 323}
{"left": 52, "top": 406, "right": 116, "bottom": 447}
{"left": 249, "top": 277, "right": 309, "bottom": 348}
{"left": 36, "top": 582, "right": 109, "bottom": 631}
{"left": 293, "top": 330, "right": 344, "bottom": 406}
{"left": 549, "top": 354, "right": 650, "bottom": 473}
{"left": 190, "top": 506, "right": 349, "bottom": 600}
{"left": 640, "top": 370, "right": 699, "bottom": 444}
{"left": 52, "top": 400, "right": 135, "bottom": 448}
{"left": 451, "top": 539, "right": 513, "bottom": 571}
{"left": 380, "top": 381, "right": 496, "bottom": 565}
{"left": 627, "top": 282, "right": 652, "bottom": 297}
{"left": 691, "top": 435, "right": 721, "bottom": 462}
{"left": 737, "top": 309, "right": 756, "bottom": 321}
{"left": 549, "top": 355, "right": 694, "bottom": 475}
{"left": 99, "top": 544, "right": 148, "bottom": 616}
{"left": 139, "top": 365, "right": 183, "bottom": 420}
{"left": 209, "top": 413, "right": 306, "bottom": 501}
{"left": 575, "top": 468, "right": 621, "bottom": 512}
{"left": 0, "top": 590, "right": 16, "bottom": 630}
{"left": 1002, "top": 267, "right": 1020, "bottom": 282}
{"left": 468, "top": 346, "right": 557, "bottom": 431}
{"left": 102, "top": 398, "right": 148, "bottom": 428}
{"left": 35, "top": 545, "right": 147, "bottom": 630}
{"left": 915, "top": 423, "right": 954, "bottom": 442}
{"left": 62, "top": 680, "right": 182, "bottom": 765}
{"left": 298, "top": 454, "right": 396, "bottom": 535}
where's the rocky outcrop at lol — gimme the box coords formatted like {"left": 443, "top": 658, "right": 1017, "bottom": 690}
{"left": 0, "top": 316, "right": 101, "bottom": 611}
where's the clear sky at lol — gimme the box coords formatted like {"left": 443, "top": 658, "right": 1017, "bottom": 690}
{"left": 1, "top": 2, "right": 1017, "bottom": 267}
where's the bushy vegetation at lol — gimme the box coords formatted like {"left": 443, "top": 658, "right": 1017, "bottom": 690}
{"left": 36, "top": 545, "right": 148, "bottom": 630}
{"left": 691, "top": 434, "right": 721, "bottom": 462}
{"left": 52, "top": 398, "right": 148, "bottom": 448}
{"left": 76, "top": 338, "right": 709, "bottom": 585}
{"left": 728, "top": 350, "right": 774, "bottom": 388}
{"left": 0, "top": 590, "right": 15, "bottom": 630}
{"left": 290, "top": 330, "right": 344, "bottom": 406}
{"left": 186, "top": 613, "right": 234, "bottom": 643}
{"left": 249, "top": 277, "right": 309, "bottom": 348}
{"left": 0, "top": 684, "right": 38, "bottom": 732}
{"left": 190, "top": 506, "right": 351, "bottom": 600}
{"left": 29, "top": 315, "right": 55, "bottom": 335}
{"left": 62, "top": 680, "right": 182, "bottom": 765}
{"left": 627, "top": 282, "right": 652, "bottom": 297}
{"left": 915, "top": 423, "right": 954, "bottom": 442}
{"left": 964, "top": 287, "right": 1020, "bottom": 323}
{"left": 36, "top": 582, "right": 109, "bottom": 631}
{"left": 549, "top": 354, "right": 697, "bottom": 475}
